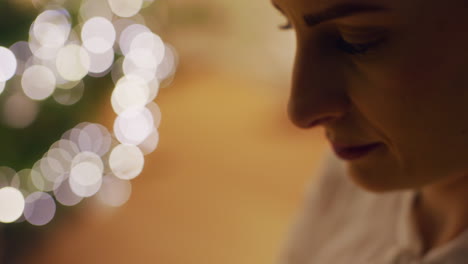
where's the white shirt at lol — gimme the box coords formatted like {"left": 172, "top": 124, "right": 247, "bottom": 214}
{"left": 276, "top": 153, "right": 468, "bottom": 264}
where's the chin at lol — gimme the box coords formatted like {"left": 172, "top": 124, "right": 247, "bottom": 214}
{"left": 345, "top": 164, "right": 406, "bottom": 193}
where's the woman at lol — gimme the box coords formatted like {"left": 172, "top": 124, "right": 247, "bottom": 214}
{"left": 272, "top": 0, "right": 468, "bottom": 263}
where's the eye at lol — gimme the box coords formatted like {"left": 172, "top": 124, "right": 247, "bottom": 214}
{"left": 278, "top": 20, "right": 293, "bottom": 30}
{"left": 336, "top": 36, "right": 383, "bottom": 55}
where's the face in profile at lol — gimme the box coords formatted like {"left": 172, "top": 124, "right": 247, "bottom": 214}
{"left": 273, "top": 0, "right": 468, "bottom": 192}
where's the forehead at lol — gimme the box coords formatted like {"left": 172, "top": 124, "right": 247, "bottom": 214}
{"left": 272, "top": 0, "right": 395, "bottom": 12}
{"left": 270, "top": 0, "right": 434, "bottom": 28}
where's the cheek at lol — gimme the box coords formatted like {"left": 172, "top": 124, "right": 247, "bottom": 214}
{"left": 349, "top": 56, "right": 468, "bottom": 188}
{"left": 342, "top": 5, "right": 468, "bottom": 188}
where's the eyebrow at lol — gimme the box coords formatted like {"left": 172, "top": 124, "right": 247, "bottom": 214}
{"left": 304, "top": 3, "right": 389, "bottom": 27}
{"left": 272, "top": 2, "right": 389, "bottom": 27}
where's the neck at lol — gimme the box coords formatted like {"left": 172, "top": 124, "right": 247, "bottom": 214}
{"left": 413, "top": 173, "right": 468, "bottom": 254}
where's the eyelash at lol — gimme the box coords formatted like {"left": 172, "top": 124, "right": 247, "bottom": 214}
{"left": 278, "top": 23, "right": 383, "bottom": 56}
{"left": 278, "top": 21, "right": 293, "bottom": 30}
{"left": 336, "top": 36, "right": 378, "bottom": 55}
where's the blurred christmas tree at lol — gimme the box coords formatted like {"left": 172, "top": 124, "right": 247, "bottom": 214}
{"left": 0, "top": 0, "right": 177, "bottom": 260}
{"left": 0, "top": 2, "right": 113, "bottom": 262}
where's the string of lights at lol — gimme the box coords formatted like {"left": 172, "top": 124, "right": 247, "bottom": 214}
{"left": 0, "top": 0, "right": 177, "bottom": 226}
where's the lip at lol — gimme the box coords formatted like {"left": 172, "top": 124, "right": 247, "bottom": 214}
{"left": 332, "top": 142, "right": 382, "bottom": 160}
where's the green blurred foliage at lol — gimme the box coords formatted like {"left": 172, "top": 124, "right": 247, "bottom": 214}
{"left": 0, "top": 3, "right": 112, "bottom": 261}
{"left": 0, "top": 2, "right": 111, "bottom": 171}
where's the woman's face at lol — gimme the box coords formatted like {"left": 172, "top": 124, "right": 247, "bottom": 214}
{"left": 273, "top": 0, "right": 468, "bottom": 192}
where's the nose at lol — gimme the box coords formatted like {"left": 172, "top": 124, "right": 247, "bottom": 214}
{"left": 287, "top": 41, "right": 350, "bottom": 129}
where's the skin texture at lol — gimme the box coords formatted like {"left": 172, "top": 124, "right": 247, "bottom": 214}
{"left": 273, "top": 0, "right": 468, "bottom": 254}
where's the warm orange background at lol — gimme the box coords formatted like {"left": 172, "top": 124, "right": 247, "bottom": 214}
{"left": 19, "top": 1, "right": 328, "bottom": 263}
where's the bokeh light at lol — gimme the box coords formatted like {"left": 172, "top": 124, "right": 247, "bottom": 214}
{"left": 157, "top": 43, "right": 178, "bottom": 85}
{"left": 0, "top": 47, "right": 18, "bottom": 82}
{"left": 88, "top": 48, "right": 115, "bottom": 75}
{"left": 111, "top": 75, "right": 150, "bottom": 114}
{"left": 0, "top": 81, "right": 5, "bottom": 95}
{"left": 30, "top": 164, "right": 54, "bottom": 192}
{"left": 33, "top": 162, "right": 54, "bottom": 191}
{"left": 80, "top": 0, "right": 113, "bottom": 22}
{"left": 81, "top": 17, "right": 116, "bottom": 54}
{"left": 22, "top": 65, "right": 56, "bottom": 100}
{"left": 109, "top": 144, "right": 144, "bottom": 180}
{"left": 119, "top": 24, "right": 150, "bottom": 55}
{"left": 2, "top": 93, "right": 39, "bottom": 128}
{"left": 24, "top": 192, "right": 56, "bottom": 226}
{"left": 71, "top": 151, "right": 104, "bottom": 172}
{"left": 114, "top": 106, "right": 154, "bottom": 145}
{"left": 53, "top": 81, "right": 85, "bottom": 105}
{"left": 147, "top": 101, "right": 162, "bottom": 128}
{"left": 108, "top": 0, "right": 143, "bottom": 18}
{"left": 56, "top": 44, "right": 90, "bottom": 81}
{"left": 138, "top": 129, "right": 159, "bottom": 155}
{"left": 9, "top": 41, "right": 32, "bottom": 76}
{"left": 32, "top": 9, "right": 71, "bottom": 49}
{"left": 39, "top": 156, "right": 65, "bottom": 184}
{"left": 0, "top": 187, "right": 25, "bottom": 223}
{"left": 0, "top": 0, "right": 175, "bottom": 226}
{"left": 96, "top": 175, "right": 131, "bottom": 207}
{"left": 54, "top": 174, "right": 83, "bottom": 206}
{"left": 69, "top": 161, "right": 103, "bottom": 197}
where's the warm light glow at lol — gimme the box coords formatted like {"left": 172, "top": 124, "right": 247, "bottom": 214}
{"left": 71, "top": 151, "right": 104, "bottom": 172}
{"left": 56, "top": 79, "right": 80, "bottom": 90}
{"left": 54, "top": 174, "right": 83, "bottom": 206}
{"left": 44, "top": 148, "right": 73, "bottom": 178}
{"left": 24, "top": 192, "right": 56, "bottom": 226}
{"left": 80, "top": 0, "right": 113, "bottom": 22}
{"left": 2, "top": 93, "right": 39, "bottom": 128}
{"left": 112, "top": 18, "right": 137, "bottom": 54}
{"left": 88, "top": 48, "right": 115, "bottom": 74}
{"left": 147, "top": 101, "right": 162, "bottom": 128}
{"left": 28, "top": 37, "right": 61, "bottom": 60}
{"left": 138, "top": 128, "right": 159, "bottom": 155}
{"left": 96, "top": 175, "right": 132, "bottom": 207}
{"left": 9, "top": 41, "right": 32, "bottom": 76}
{"left": 69, "top": 161, "right": 103, "bottom": 197}
{"left": 78, "top": 123, "right": 112, "bottom": 156}
{"left": 123, "top": 48, "right": 158, "bottom": 82}
{"left": 40, "top": 156, "right": 64, "bottom": 184}
{"left": 108, "top": 0, "right": 143, "bottom": 18}
{"left": 109, "top": 144, "right": 144, "bottom": 180}
{"left": 131, "top": 32, "right": 165, "bottom": 65}
{"left": 30, "top": 165, "right": 53, "bottom": 192}
{"left": 56, "top": 44, "right": 90, "bottom": 81}
{"left": 119, "top": 24, "right": 150, "bottom": 55}
{"left": 53, "top": 81, "right": 85, "bottom": 105}
{"left": 157, "top": 43, "right": 178, "bottom": 83}
{"left": 0, "top": 187, "right": 25, "bottom": 223}
{"left": 114, "top": 106, "right": 154, "bottom": 145}
{"left": 14, "top": 169, "right": 38, "bottom": 193}
{"left": 32, "top": 9, "right": 71, "bottom": 49}
{"left": 0, "top": 47, "right": 18, "bottom": 82}
{"left": 21, "top": 65, "right": 56, "bottom": 100}
{"left": 81, "top": 17, "right": 116, "bottom": 54}
{"left": 111, "top": 75, "right": 150, "bottom": 114}
{"left": 56, "top": 139, "right": 80, "bottom": 158}
{"left": 147, "top": 77, "right": 161, "bottom": 102}
{"left": 0, "top": 0, "right": 174, "bottom": 225}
